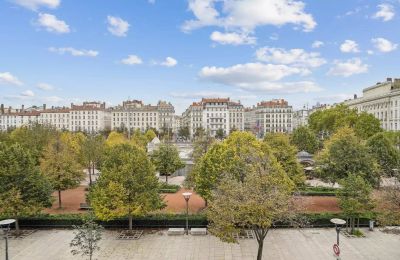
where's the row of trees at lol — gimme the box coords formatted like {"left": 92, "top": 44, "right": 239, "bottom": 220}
{"left": 0, "top": 124, "right": 184, "bottom": 233}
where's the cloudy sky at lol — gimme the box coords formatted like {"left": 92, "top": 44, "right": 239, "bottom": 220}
{"left": 0, "top": 0, "right": 399, "bottom": 113}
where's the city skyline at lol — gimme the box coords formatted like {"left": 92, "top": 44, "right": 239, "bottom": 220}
{"left": 1, "top": 0, "right": 400, "bottom": 113}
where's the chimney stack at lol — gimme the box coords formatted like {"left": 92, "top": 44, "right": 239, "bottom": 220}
{"left": 0, "top": 104, "right": 4, "bottom": 114}
{"left": 387, "top": 78, "right": 393, "bottom": 82}
{"left": 21, "top": 104, "right": 24, "bottom": 112}
{"left": 354, "top": 94, "right": 357, "bottom": 99}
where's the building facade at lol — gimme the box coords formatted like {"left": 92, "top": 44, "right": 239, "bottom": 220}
{"left": 344, "top": 78, "right": 400, "bottom": 131}
{"left": 245, "top": 99, "right": 293, "bottom": 136}
{"left": 292, "top": 106, "right": 309, "bottom": 130}
{"left": 111, "top": 100, "right": 175, "bottom": 133}
{"left": 182, "top": 98, "right": 244, "bottom": 137}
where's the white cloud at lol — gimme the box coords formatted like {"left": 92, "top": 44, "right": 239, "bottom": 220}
{"left": 367, "top": 50, "right": 374, "bottom": 55}
{"left": 160, "top": 57, "right": 178, "bottom": 67}
{"left": 210, "top": 31, "right": 256, "bottom": 45}
{"left": 12, "top": 0, "right": 60, "bottom": 11}
{"left": 340, "top": 40, "right": 360, "bottom": 53}
{"left": 21, "top": 90, "right": 35, "bottom": 97}
{"left": 371, "top": 37, "right": 398, "bottom": 53}
{"left": 182, "top": 0, "right": 316, "bottom": 33}
{"left": 49, "top": 47, "right": 98, "bottom": 57}
{"left": 198, "top": 62, "right": 320, "bottom": 93}
{"left": 255, "top": 47, "right": 326, "bottom": 68}
{"left": 373, "top": 4, "right": 395, "bottom": 22}
{"left": 328, "top": 58, "right": 368, "bottom": 77}
{"left": 107, "top": 16, "right": 130, "bottom": 37}
{"left": 121, "top": 55, "right": 143, "bottom": 65}
{"left": 37, "top": 82, "right": 54, "bottom": 90}
{"left": 36, "top": 13, "right": 70, "bottom": 34}
{"left": 170, "top": 91, "right": 231, "bottom": 99}
{"left": 312, "top": 40, "right": 324, "bottom": 48}
{"left": 0, "top": 72, "right": 23, "bottom": 86}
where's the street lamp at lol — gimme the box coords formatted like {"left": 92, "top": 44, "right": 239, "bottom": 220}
{"left": 182, "top": 192, "right": 192, "bottom": 235}
{"left": 330, "top": 218, "right": 346, "bottom": 246}
{"left": 0, "top": 219, "right": 16, "bottom": 260}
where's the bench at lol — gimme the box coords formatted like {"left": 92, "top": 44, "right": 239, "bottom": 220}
{"left": 190, "top": 228, "right": 207, "bottom": 235}
{"left": 79, "top": 203, "right": 92, "bottom": 210}
{"left": 167, "top": 228, "right": 185, "bottom": 235}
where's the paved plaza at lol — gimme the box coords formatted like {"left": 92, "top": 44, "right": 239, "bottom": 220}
{"left": 2, "top": 228, "right": 400, "bottom": 260}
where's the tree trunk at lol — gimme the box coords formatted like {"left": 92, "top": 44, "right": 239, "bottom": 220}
{"left": 351, "top": 217, "right": 355, "bottom": 234}
{"left": 129, "top": 214, "right": 133, "bottom": 231}
{"left": 58, "top": 190, "right": 62, "bottom": 209}
{"left": 166, "top": 174, "right": 168, "bottom": 184}
{"left": 15, "top": 218, "right": 20, "bottom": 234}
{"left": 257, "top": 238, "right": 264, "bottom": 260}
{"left": 88, "top": 163, "right": 92, "bottom": 186}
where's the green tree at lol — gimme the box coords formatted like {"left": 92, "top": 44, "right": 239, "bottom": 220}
{"left": 0, "top": 143, "right": 52, "bottom": 232}
{"left": 82, "top": 135, "right": 105, "bottom": 186}
{"left": 70, "top": 213, "right": 104, "bottom": 260}
{"left": 308, "top": 104, "right": 358, "bottom": 138}
{"left": 337, "top": 174, "right": 374, "bottom": 234}
{"left": 130, "top": 129, "right": 148, "bottom": 148}
{"left": 316, "top": 127, "right": 380, "bottom": 186}
{"left": 354, "top": 112, "right": 382, "bottom": 139}
{"left": 290, "top": 126, "right": 319, "bottom": 154}
{"left": 207, "top": 147, "right": 294, "bottom": 260}
{"left": 367, "top": 132, "right": 400, "bottom": 177}
{"left": 215, "top": 128, "right": 225, "bottom": 139}
{"left": 192, "top": 143, "right": 226, "bottom": 204}
{"left": 90, "top": 144, "right": 163, "bottom": 230}
{"left": 192, "top": 132, "right": 273, "bottom": 202}
{"left": 9, "top": 123, "right": 57, "bottom": 163}
{"left": 151, "top": 143, "right": 185, "bottom": 184}
{"left": 144, "top": 129, "right": 157, "bottom": 142}
{"left": 194, "top": 126, "right": 206, "bottom": 139}
{"left": 178, "top": 126, "right": 190, "bottom": 140}
{"left": 40, "top": 135, "right": 85, "bottom": 208}
{"left": 264, "top": 133, "right": 305, "bottom": 187}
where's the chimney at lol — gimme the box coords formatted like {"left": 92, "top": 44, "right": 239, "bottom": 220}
{"left": 21, "top": 104, "right": 24, "bottom": 112}
{"left": 354, "top": 94, "right": 357, "bottom": 99}
{"left": 43, "top": 104, "right": 46, "bottom": 110}
{"left": 0, "top": 104, "right": 4, "bottom": 114}
{"left": 387, "top": 78, "right": 393, "bottom": 82}
{"left": 8, "top": 106, "right": 11, "bottom": 113}
{"left": 71, "top": 103, "right": 74, "bottom": 108}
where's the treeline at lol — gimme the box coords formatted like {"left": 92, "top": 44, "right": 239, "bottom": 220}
{"left": 0, "top": 124, "right": 185, "bottom": 232}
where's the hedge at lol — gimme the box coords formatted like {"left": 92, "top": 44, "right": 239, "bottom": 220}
{"left": 14, "top": 212, "right": 378, "bottom": 229}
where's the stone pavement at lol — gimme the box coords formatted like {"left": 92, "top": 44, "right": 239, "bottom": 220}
{"left": 3, "top": 228, "right": 400, "bottom": 260}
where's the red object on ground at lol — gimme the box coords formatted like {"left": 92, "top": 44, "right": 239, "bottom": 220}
{"left": 333, "top": 244, "right": 340, "bottom": 256}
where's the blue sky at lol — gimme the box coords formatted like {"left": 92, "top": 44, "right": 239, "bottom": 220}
{"left": 0, "top": 0, "right": 399, "bottom": 113}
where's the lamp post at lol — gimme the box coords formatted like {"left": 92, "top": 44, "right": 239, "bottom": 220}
{"left": 330, "top": 218, "right": 346, "bottom": 259}
{"left": 0, "top": 219, "right": 16, "bottom": 260}
{"left": 182, "top": 192, "right": 192, "bottom": 235}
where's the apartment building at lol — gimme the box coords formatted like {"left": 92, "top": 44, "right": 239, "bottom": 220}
{"left": 344, "top": 78, "right": 400, "bottom": 131}
{"left": 0, "top": 104, "right": 40, "bottom": 131}
{"left": 292, "top": 106, "right": 309, "bottom": 130}
{"left": 111, "top": 100, "right": 175, "bottom": 132}
{"left": 246, "top": 99, "right": 293, "bottom": 136}
{"left": 182, "top": 98, "right": 244, "bottom": 137}
{"left": 70, "top": 102, "right": 111, "bottom": 133}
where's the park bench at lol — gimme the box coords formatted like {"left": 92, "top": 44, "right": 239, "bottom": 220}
{"left": 79, "top": 203, "right": 92, "bottom": 210}
{"left": 190, "top": 228, "right": 207, "bottom": 235}
{"left": 167, "top": 228, "right": 185, "bottom": 235}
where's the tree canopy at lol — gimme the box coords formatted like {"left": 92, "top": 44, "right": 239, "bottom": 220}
{"left": 151, "top": 143, "right": 185, "bottom": 184}
{"left": 316, "top": 127, "right": 380, "bottom": 186}
{"left": 0, "top": 143, "right": 52, "bottom": 231}
{"left": 264, "top": 133, "right": 305, "bottom": 186}
{"left": 90, "top": 144, "right": 163, "bottom": 230}
{"left": 290, "top": 126, "right": 319, "bottom": 154}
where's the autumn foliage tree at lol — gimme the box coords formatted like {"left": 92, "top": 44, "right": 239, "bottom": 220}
{"left": 90, "top": 144, "right": 163, "bottom": 230}
{"left": 40, "top": 134, "right": 85, "bottom": 208}
{"left": 206, "top": 132, "right": 295, "bottom": 260}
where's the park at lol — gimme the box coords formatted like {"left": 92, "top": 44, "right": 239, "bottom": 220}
{"left": 1, "top": 105, "right": 400, "bottom": 260}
